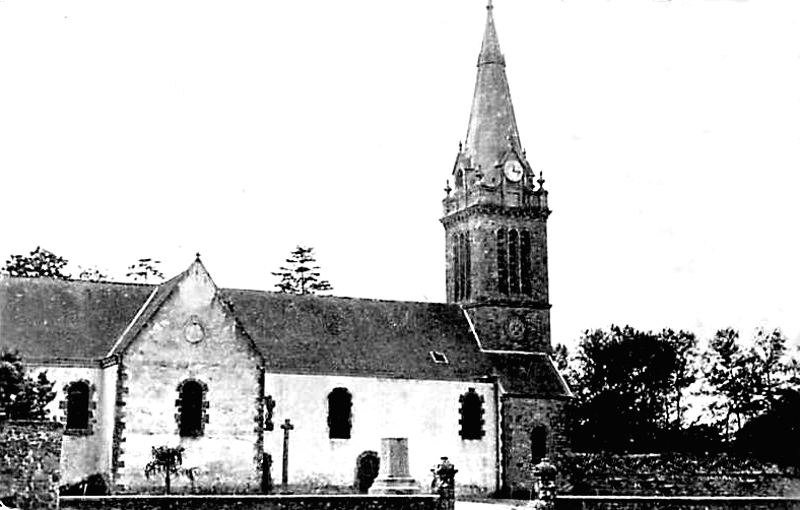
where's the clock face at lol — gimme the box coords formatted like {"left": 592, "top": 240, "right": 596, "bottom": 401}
{"left": 504, "top": 160, "right": 523, "bottom": 182}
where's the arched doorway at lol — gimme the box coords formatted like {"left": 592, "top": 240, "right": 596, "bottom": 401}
{"left": 355, "top": 450, "right": 380, "bottom": 493}
{"left": 531, "top": 425, "right": 548, "bottom": 464}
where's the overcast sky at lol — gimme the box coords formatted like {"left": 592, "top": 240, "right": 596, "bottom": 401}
{"left": 1, "top": 0, "right": 798, "bottom": 349}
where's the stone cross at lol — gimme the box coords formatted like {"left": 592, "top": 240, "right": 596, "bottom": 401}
{"left": 280, "top": 419, "right": 294, "bottom": 488}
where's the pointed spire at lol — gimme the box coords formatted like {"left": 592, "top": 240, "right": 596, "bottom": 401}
{"left": 464, "top": 1, "right": 522, "bottom": 177}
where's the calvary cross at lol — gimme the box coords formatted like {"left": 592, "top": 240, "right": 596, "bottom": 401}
{"left": 280, "top": 418, "right": 294, "bottom": 488}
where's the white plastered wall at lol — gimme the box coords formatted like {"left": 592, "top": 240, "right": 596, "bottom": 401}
{"left": 263, "top": 372, "right": 498, "bottom": 493}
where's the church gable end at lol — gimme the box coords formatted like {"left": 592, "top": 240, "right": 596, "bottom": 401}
{"left": 113, "top": 257, "right": 263, "bottom": 493}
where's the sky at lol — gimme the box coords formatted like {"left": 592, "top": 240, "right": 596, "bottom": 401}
{"left": 1, "top": 0, "right": 799, "bottom": 349}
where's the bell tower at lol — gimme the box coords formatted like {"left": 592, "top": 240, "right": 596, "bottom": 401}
{"left": 442, "top": 0, "right": 552, "bottom": 353}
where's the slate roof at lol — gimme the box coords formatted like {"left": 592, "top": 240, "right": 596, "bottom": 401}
{"left": 0, "top": 276, "right": 570, "bottom": 397}
{"left": 0, "top": 277, "right": 153, "bottom": 360}
{"left": 464, "top": 2, "right": 523, "bottom": 177}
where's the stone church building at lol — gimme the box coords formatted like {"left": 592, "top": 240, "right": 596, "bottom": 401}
{"left": 0, "top": 2, "right": 571, "bottom": 496}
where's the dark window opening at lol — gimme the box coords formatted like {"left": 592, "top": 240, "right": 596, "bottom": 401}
{"left": 430, "top": 351, "right": 449, "bottom": 364}
{"left": 459, "top": 388, "right": 485, "bottom": 440}
{"left": 328, "top": 387, "right": 352, "bottom": 439}
{"left": 453, "top": 235, "right": 461, "bottom": 302}
{"left": 464, "top": 232, "right": 472, "bottom": 299}
{"left": 531, "top": 425, "right": 548, "bottom": 464}
{"left": 179, "top": 380, "right": 205, "bottom": 437}
{"left": 66, "top": 381, "right": 90, "bottom": 430}
{"left": 497, "top": 229, "right": 508, "bottom": 295}
{"left": 509, "top": 229, "right": 520, "bottom": 294}
{"left": 521, "top": 229, "right": 532, "bottom": 297}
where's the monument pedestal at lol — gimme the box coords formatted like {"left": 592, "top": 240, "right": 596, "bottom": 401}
{"left": 368, "top": 438, "right": 420, "bottom": 495}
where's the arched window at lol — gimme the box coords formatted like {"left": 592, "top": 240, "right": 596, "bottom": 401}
{"left": 509, "top": 229, "right": 520, "bottom": 294}
{"left": 452, "top": 233, "right": 472, "bottom": 301}
{"left": 177, "top": 379, "right": 207, "bottom": 437}
{"left": 521, "top": 229, "right": 532, "bottom": 297}
{"left": 464, "top": 232, "right": 472, "bottom": 300}
{"left": 531, "top": 425, "right": 548, "bottom": 464}
{"left": 459, "top": 388, "right": 485, "bottom": 440}
{"left": 65, "top": 381, "right": 90, "bottom": 430}
{"left": 497, "top": 229, "right": 508, "bottom": 295}
{"left": 328, "top": 388, "right": 352, "bottom": 439}
{"left": 452, "top": 235, "right": 461, "bottom": 302}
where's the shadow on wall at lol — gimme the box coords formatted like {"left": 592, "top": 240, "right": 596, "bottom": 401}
{"left": 356, "top": 451, "right": 380, "bottom": 493}
{"left": 59, "top": 474, "right": 111, "bottom": 496}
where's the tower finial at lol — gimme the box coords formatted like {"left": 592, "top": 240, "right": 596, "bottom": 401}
{"left": 487, "top": 0, "right": 493, "bottom": 11}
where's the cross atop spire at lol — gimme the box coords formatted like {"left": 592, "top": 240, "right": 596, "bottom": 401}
{"left": 478, "top": 0, "right": 504, "bottom": 67}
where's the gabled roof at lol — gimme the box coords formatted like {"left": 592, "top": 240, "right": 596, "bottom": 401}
{"left": 0, "top": 275, "right": 570, "bottom": 397}
{"left": 104, "top": 270, "right": 186, "bottom": 357}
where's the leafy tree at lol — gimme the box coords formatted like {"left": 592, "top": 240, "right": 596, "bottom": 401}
{"left": 0, "top": 349, "right": 56, "bottom": 420}
{"left": 552, "top": 343, "right": 579, "bottom": 390}
{"left": 702, "top": 327, "right": 796, "bottom": 442}
{"left": 271, "top": 246, "right": 333, "bottom": 295}
{"left": 661, "top": 329, "right": 698, "bottom": 428}
{"left": 144, "top": 445, "right": 186, "bottom": 494}
{"left": 77, "top": 266, "right": 109, "bottom": 282}
{"left": 2, "top": 247, "right": 70, "bottom": 279}
{"left": 570, "top": 326, "right": 698, "bottom": 453}
{"left": 126, "top": 258, "right": 164, "bottom": 283}
{"left": 552, "top": 343, "right": 571, "bottom": 373}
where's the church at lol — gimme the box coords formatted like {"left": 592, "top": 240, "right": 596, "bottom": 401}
{"left": 0, "top": 1, "right": 571, "bottom": 496}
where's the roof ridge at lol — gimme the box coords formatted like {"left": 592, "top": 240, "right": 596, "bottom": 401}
{"left": 1, "top": 275, "right": 156, "bottom": 288}
{"left": 222, "top": 287, "right": 451, "bottom": 307}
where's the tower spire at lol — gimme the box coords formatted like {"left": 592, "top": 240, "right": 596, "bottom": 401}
{"left": 464, "top": 0, "right": 521, "bottom": 178}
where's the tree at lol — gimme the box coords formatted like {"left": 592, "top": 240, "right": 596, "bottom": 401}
{"left": 702, "top": 327, "right": 796, "bottom": 442}
{"left": 570, "top": 326, "right": 698, "bottom": 453}
{"left": 552, "top": 342, "right": 579, "bottom": 390}
{"left": 144, "top": 445, "right": 186, "bottom": 494}
{"left": 126, "top": 258, "right": 164, "bottom": 283}
{"left": 77, "top": 266, "right": 109, "bottom": 282}
{"left": 0, "top": 349, "right": 56, "bottom": 420}
{"left": 2, "top": 247, "right": 70, "bottom": 279}
{"left": 661, "top": 329, "right": 699, "bottom": 429}
{"left": 271, "top": 246, "right": 333, "bottom": 295}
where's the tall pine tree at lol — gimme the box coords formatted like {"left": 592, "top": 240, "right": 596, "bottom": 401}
{"left": 271, "top": 246, "right": 333, "bottom": 295}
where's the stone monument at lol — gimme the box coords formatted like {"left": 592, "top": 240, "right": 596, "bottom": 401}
{"left": 368, "top": 438, "right": 420, "bottom": 494}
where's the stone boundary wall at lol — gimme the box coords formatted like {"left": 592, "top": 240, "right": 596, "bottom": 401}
{"left": 61, "top": 494, "right": 439, "bottom": 510}
{"left": 0, "top": 420, "right": 63, "bottom": 510}
{"left": 560, "top": 453, "right": 800, "bottom": 496}
{"left": 556, "top": 495, "right": 800, "bottom": 509}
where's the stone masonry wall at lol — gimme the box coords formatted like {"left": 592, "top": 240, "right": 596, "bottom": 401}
{"left": 556, "top": 496, "right": 800, "bottom": 510}
{"left": 0, "top": 420, "right": 63, "bottom": 510}
{"left": 559, "top": 453, "right": 800, "bottom": 497}
{"left": 501, "top": 396, "right": 569, "bottom": 496}
{"left": 61, "top": 495, "right": 439, "bottom": 510}
{"left": 443, "top": 212, "right": 549, "bottom": 311}
{"left": 115, "top": 263, "right": 263, "bottom": 493}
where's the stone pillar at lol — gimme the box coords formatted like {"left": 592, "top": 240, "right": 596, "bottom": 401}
{"left": 527, "top": 457, "right": 557, "bottom": 510}
{"left": 432, "top": 457, "right": 457, "bottom": 510}
{"left": 368, "top": 438, "right": 420, "bottom": 494}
